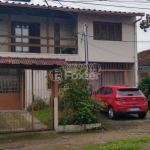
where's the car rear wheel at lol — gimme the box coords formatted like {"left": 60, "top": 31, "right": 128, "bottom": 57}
{"left": 108, "top": 106, "right": 116, "bottom": 119}
{"left": 138, "top": 113, "right": 147, "bottom": 119}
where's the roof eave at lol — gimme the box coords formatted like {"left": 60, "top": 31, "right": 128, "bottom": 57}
{"left": 0, "top": 2, "right": 145, "bottom": 17}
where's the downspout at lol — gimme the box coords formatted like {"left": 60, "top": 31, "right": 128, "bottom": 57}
{"left": 134, "top": 17, "right": 142, "bottom": 86}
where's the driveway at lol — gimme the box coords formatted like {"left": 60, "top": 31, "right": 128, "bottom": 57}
{"left": 0, "top": 110, "right": 47, "bottom": 132}
{"left": 99, "top": 111, "right": 150, "bottom": 130}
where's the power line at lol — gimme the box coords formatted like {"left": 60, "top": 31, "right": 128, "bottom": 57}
{"left": 45, "top": 0, "right": 55, "bottom": 24}
{"left": 57, "top": 0, "right": 150, "bottom": 10}
{"left": 0, "top": 3, "right": 144, "bottom": 58}
{"left": 52, "top": 0, "right": 149, "bottom": 46}
{"left": 57, "top": 0, "right": 84, "bottom": 24}
{"left": 59, "top": 0, "right": 150, "bottom": 3}
{"left": 1, "top": 4, "right": 150, "bottom": 43}
{"left": 52, "top": 0, "right": 144, "bottom": 28}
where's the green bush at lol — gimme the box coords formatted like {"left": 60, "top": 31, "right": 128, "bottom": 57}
{"left": 138, "top": 76, "right": 150, "bottom": 106}
{"left": 27, "top": 97, "right": 48, "bottom": 111}
{"left": 59, "top": 67, "right": 105, "bottom": 125}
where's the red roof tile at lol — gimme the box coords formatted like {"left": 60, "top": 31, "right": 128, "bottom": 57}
{"left": 138, "top": 50, "right": 150, "bottom": 66}
{"left": 0, "top": 57, "right": 67, "bottom": 67}
{"left": 0, "top": 0, "right": 144, "bottom": 16}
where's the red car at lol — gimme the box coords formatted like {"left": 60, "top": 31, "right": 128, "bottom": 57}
{"left": 93, "top": 85, "right": 148, "bottom": 119}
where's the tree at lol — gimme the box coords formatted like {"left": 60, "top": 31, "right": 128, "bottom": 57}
{"left": 58, "top": 67, "right": 105, "bottom": 125}
{"left": 138, "top": 76, "right": 150, "bottom": 106}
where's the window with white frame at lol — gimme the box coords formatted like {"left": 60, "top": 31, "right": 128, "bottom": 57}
{"left": 11, "top": 22, "right": 40, "bottom": 53}
{"left": 15, "top": 23, "right": 29, "bottom": 53}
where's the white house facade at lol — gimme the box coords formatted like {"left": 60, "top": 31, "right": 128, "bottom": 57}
{"left": 0, "top": 0, "right": 144, "bottom": 110}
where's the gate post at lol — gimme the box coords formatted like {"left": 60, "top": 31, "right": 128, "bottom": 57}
{"left": 31, "top": 69, "right": 34, "bottom": 130}
{"left": 52, "top": 70, "right": 58, "bottom": 130}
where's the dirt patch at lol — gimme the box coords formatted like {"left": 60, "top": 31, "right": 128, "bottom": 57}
{"left": 0, "top": 127, "right": 150, "bottom": 150}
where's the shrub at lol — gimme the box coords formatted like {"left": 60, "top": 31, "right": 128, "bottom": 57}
{"left": 138, "top": 76, "right": 150, "bottom": 106}
{"left": 27, "top": 97, "right": 48, "bottom": 111}
{"left": 59, "top": 67, "right": 105, "bottom": 125}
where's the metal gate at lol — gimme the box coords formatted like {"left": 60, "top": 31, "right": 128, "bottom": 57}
{"left": 0, "top": 69, "right": 53, "bottom": 133}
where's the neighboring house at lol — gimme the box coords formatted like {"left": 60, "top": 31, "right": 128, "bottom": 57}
{"left": 138, "top": 50, "right": 150, "bottom": 82}
{"left": 0, "top": 0, "right": 144, "bottom": 110}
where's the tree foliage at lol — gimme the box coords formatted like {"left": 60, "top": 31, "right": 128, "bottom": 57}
{"left": 58, "top": 67, "right": 105, "bottom": 125}
{"left": 138, "top": 76, "right": 150, "bottom": 106}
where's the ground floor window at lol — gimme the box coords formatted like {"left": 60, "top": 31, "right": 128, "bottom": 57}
{"left": 0, "top": 69, "right": 21, "bottom": 93}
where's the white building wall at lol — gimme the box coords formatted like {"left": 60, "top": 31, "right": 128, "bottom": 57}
{"left": 0, "top": 12, "right": 137, "bottom": 107}
{"left": 77, "top": 13, "right": 136, "bottom": 63}
{"left": 25, "top": 70, "right": 51, "bottom": 109}
{"left": 0, "top": 13, "right": 136, "bottom": 63}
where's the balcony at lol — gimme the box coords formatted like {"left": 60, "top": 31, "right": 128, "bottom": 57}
{"left": 0, "top": 34, "right": 78, "bottom": 54}
{"left": 0, "top": 5, "right": 78, "bottom": 56}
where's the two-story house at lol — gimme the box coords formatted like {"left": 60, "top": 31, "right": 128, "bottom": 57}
{"left": 0, "top": 0, "right": 144, "bottom": 110}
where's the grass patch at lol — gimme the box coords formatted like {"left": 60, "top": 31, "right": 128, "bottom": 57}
{"left": 33, "top": 106, "right": 52, "bottom": 128}
{"left": 81, "top": 136, "right": 150, "bottom": 150}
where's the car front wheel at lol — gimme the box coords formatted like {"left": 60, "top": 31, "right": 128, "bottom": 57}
{"left": 138, "top": 113, "right": 147, "bottom": 119}
{"left": 108, "top": 106, "right": 116, "bottom": 119}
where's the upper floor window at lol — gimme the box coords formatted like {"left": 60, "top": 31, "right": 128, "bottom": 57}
{"left": 11, "top": 22, "right": 40, "bottom": 53}
{"left": 93, "top": 22, "right": 122, "bottom": 41}
{"left": 14, "top": 23, "right": 29, "bottom": 52}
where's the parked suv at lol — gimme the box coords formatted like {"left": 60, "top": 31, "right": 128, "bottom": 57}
{"left": 93, "top": 85, "right": 148, "bottom": 119}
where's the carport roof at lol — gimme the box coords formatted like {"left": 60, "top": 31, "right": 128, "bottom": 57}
{"left": 0, "top": 57, "right": 67, "bottom": 69}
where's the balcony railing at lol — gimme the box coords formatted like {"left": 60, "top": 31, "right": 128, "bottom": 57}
{"left": 0, "top": 34, "right": 78, "bottom": 54}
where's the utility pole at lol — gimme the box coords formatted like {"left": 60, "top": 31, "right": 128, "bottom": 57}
{"left": 84, "top": 23, "right": 89, "bottom": 69}
{"left": 83, "top": 24, "right": 93, "bottom": 95}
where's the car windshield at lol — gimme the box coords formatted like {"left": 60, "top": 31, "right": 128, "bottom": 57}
{"left": 117, "top": 88, "right": 142, "bottom": 96}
